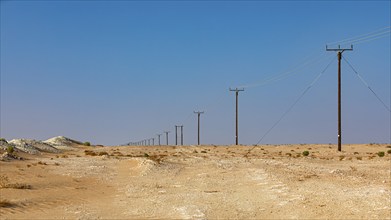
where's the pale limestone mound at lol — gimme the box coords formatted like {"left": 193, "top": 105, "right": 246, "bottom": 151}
{"left": 43, "top": 136, "right": 82, "bottom": 150}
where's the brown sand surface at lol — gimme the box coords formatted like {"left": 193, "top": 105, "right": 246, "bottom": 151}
{"left": 1, "top": 144, "right": 390, "bottom": 219}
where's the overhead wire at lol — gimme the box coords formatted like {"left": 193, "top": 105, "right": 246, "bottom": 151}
{"left": 238, "top": 52, "right": 329, "bottom": 89}
{"left": 244, "top": 55, "right": 336, "bottom": 156}
{"left": 342, "top": 55, "right": 391, "bottom": 112}
{"left": 327, "top": 26, "right": 390, "bottom": 46}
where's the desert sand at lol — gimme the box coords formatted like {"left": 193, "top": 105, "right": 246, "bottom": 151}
{"left": 0, "top": 140, "right": 390, "bottom": 219}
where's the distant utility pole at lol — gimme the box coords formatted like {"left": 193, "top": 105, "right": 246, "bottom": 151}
{"left": 164, "top": 131, "right": 170, "bottom": 145}
{"left": 175, "top": 126, "right": 178, "bottom": 145}
{"left": 175, "top": 125, "right": 184, "bottom": 145}
{"left": 326, "top": 45, "right": 353, "bottom": 152}
{"left": 180, "top": 125, "right": 184, "bottom": 145}
{"left": 229, "top": 88, "right": 244, "bottom": 145}
{"left": 151, "top": 138, "right": 154, "bottom": 146}
{"left": 148, "top": 139, "right": 150, "bottom": 146}
{"left": 194, "top": 111, "right": 204, "bottom": 145}
{"left": 157, "top": 134, "right": 162, "bottom": 145}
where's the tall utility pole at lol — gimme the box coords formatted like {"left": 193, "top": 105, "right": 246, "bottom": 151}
{"left": 180, "top": 125, "right": 184, "bottom": 145}
{"left": 148, "top": 139, "right": 150, "bottom": 146}
{"left": 229, "top": 88, "right": 244, "bottom": 145}
{"left": 164, "top": 131, "right": 170, "bottom": 145}
{"left": 157, "top": 134, "right": 162, "bottom": 145}
{"left": 151, "top": 138, "right": 154, "bottom": 146}
{"left": 194, "top": 111, "right": 204, "bottom": 145}
{"left": 326, "top": 45, "right": 353, "bottom": 152}
{"left": 175, "top": 126, "right": 178, "bottom": 145}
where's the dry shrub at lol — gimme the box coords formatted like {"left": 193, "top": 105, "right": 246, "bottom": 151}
{"left": 0, "top": 175, "right": 31, "bottom": 189}
{"left": 98, "top": 151, "right": 109, "bottom": 156}
{"left": 356, "top": 156, "right": 362, "bottom": 160}
{"left": 0, "top": 199, "right": 15, "bottom": 208}
{"left": 84, "top": 150, "right": 97, "bottom": 156}
{"left": 339, "top": 155, "right": 345, "bottom": 161}
{"left": 5, "top": 183, "right": 32, "bottom": 189}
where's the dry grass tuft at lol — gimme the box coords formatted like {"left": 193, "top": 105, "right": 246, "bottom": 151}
{"left": 84, "top": 150, "right": 97, "bottom": 156}
{"left": 0, "top": 175, "right": 32, "bottom": 189}
{"left": 0, "top": 199, "right": 16, "bottom": 208}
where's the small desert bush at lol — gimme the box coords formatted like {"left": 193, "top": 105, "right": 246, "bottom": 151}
{"left": 83, "top": 142, "right": 91, "bottom": 146}
{"left": 98, "top": 151, "right": 109, "bottom": 156}
{"left": 0, "top": 138, "right": 7, "bottom": 142}
{"left": 377, "top": 151, "right": 385, "bottom": 157}
{"left": 0, "top": 199, "right": 15, "bottom": 208}
{"left": 356, "top": 156, "right": 362, "bottom": 160}
{"left": 84, "top": 150, "right": 97, "bottom": 156}
{"left": 143, "top": 153, "right": 149, "bottom": 157}
{"left": 386, "top": 145, "right": 391, "bottom": 148}
{"left": 302, "top": 151, "right": 309, "bottom": 156}
{"left": 339, "top": 155, "right": 345, "bottom": 161}
{"left": 387, "top": 149, "right": 391, "bottom": 154}
{"left": 0, "top": 175, "right": 31, "bottom": 189}
{"left": 6, "top": 145, "right": 14, "bottom": 154}
{"left": 201, "top": 150, "right": 207, "bottom": 153}
{"left": 5, "top": 183, "right": 32, "bottom": 189}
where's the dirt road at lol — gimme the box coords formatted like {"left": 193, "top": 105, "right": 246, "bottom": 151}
{"left": 1, "top": 144, "right": 390, "bottom": 219}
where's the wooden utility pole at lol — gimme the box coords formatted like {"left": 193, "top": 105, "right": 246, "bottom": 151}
{"left": 326, "top": 45, "right": 353, "bottom": 152}
{"left": 194, "top": 111, "right": 204, "bottom": 145}
{"left": 180, "top": 125, "right": 184, "bottom": 145}
{"left": 175, "top": 126, "right": 178, "bottom": 145}
{"left": 157, "top": 134, "right": 162, "bottom": 145}
{"left": 229, "top": 88, "right": 244, "bottom": 145}
{"left": 164, "top": 131, "right": 170, "bottom": 145}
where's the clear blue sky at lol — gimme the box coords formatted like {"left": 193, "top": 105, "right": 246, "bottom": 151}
{"left": 1, "top": 1, "right": 390, "bottom": 145}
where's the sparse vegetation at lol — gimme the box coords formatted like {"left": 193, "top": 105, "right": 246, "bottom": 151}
{"left": 387, "top": 149, "right": 391, "bottom": 154}
{"left": 0, "top": 199, "right": 15, "bottom": 208}
{"left": 6, "top": 145, "right": 14, "bottom": 154}
{"left": 377, "top": 151, "right": 385, "bottom": 157}
{"left": 0, "top": 175, "right": 31, "bottom": 189}
{"left": 386, "top": 145, "right": 391, "bottom": 148}
{"left": 201, "top": 150, "right": 207, "bottom": 153}
{"left": 98, "top": 151, "right": 109, "bottom": 156}
{"left": 356, "top": 156, "right": 362, "bottom": 160}
{"left": 144, "top": 153, "right": 149, "bottom": 157}
{"left": 84, "top": 150, "right": 97, "bottom": 156}
{"left": 0, "top": 138, "right": 7, "bottom": 143}
{"left": 302, "top": 151, "right": 309, "bottom": 156}
{"left": 83, "top": 142, "right": 91, "bottom": 146}
{"left": 339, "top": 155, "right": 345, "bottom": 161}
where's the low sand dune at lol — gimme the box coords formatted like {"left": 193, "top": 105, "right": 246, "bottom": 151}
{"left": 0, "top": 143, "right": 390, "bottom": 219}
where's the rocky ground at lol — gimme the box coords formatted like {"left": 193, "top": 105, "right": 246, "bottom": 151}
{"left": 0, "top": 139, "right": 390, "bottom": 219}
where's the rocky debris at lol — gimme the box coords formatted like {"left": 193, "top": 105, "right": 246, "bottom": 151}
{"left": 0, "top": 139, "right": 11, "bottom": 151}
{"left": 9, "top": 139, "right": 42, "bottom": 155}
{"left": 9, "top": 139, "right": 62, "bottom": 154}
{"left": 43, "top": 136, "right": 83, "bottom": 149}
{"left": 0, "top": 152, "right": 23, "bottom": 161}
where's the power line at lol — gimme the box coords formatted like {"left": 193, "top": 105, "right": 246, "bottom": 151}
{"left": 327, "top": 26, "right": 390, "bottom": 45}
{"left": 250, "top": 55, "right": 336, "bottom": 150}
{"left": 239, "top": 52, "right": 330, "bottom": 89}
{"left": 342, "top": 56, "right": 391, "bottom": 112}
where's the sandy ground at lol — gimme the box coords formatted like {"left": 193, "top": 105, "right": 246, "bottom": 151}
{"left": 0, "top": 143, "right": 390, "bottom": 219}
